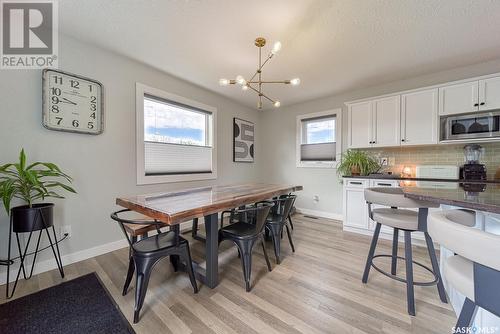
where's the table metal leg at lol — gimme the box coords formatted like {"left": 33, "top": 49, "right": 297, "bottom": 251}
{"left": 192, "top": 217, "right": 206, "bottom": 242}
{"left": 204, "top": 213, "right": 219, "bottom": 288}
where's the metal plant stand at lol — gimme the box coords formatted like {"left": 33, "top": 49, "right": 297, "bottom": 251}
{"left": 6, "top": 205, "right": 64, "bottom": 299}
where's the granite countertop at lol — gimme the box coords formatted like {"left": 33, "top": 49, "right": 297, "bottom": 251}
{"left": 401, "top": 181, "right": 500, "bottom": 214}
{"left": 343, "top": 174, "right": 500, "bottom": 184}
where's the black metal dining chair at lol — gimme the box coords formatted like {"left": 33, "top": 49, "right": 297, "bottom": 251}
{"left": 287, "top": 194, "right": 296, "bottom": 230}
{"left": 219, "top": 201, "right": 274, "bottom": 292}
{"left": 111, "top": 209, "right": 198, "bottom": 323}
{"left": 265, "top": 195, "right": 296, "bottom": 264}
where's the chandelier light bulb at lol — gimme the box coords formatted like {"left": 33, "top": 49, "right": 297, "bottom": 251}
{"left": 236, "top": 75, "right": 246, "bottom": 85}
{"left": 271, "top": 41, "right": 282, "bottom": 55}
{"left": 219, "top": 78, "right": 229, "bottom": 86}
{"left": 274, "top": 101, "right": 281, "bottom": 108}
{"left": 242, "top": 85, "right": 248, "bottom": 91}
{"left": 290, "top": 78, "right": 301, "bottom": 86}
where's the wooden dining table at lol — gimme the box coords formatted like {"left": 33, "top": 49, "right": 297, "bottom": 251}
{"left": 116, "top": 183, "right": 303, "bottom": 288}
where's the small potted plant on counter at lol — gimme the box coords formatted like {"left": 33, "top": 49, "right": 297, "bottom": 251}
{"left": 0, "top": 149, "right": 76, "bottom": 298}
{"left": 336, "top": 149, "right": 380, "bottom": 177}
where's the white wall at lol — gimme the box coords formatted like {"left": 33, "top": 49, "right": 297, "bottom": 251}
{"left": 0, "top": 35, "right": 263, "bottom": 281}
{"left": 260, "top": 59, "right": 500, "bottom": 216}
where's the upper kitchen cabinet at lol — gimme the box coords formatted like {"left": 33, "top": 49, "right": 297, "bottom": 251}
{"left": 347, "top": 72, "right": 500, "bottom": 149}
{"left": 439, "top": 76, "right": 500, "bottom": 115}
{"left": 401, "top": 88, "right": 438, "bottom": 145}
{"left": 479, "top": 76, "right": 500, "bottom": 111}
{"left": 347, "top": 96, "right": 400, "bottom": 149}
{"left": 438, "top": 80, "right": 478, "bottom": 116}
{"left": 372, "top": 95, "right": 401, "bottom": 147}
{"left": 347, "top": 100, "right": 372, "bottom": 148}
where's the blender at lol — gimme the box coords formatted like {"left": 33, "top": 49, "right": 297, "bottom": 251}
{"left": 461, "top": 144, "right": 487, "bottom": 180}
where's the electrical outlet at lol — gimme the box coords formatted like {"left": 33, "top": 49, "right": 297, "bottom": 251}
{"left": 380, "top": 157, "right": 389, "bottom": 166}
{"left": 60, "top": 225, "right": 72, "bottom": 239}
{"left": 313, "top": 195, "right": 319, "bottom": 202}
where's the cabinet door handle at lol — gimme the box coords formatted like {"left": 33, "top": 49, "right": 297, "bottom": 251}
{"left": 350, "top": 182, "right": 363, "bottom": 185}
{"left": 474, "top": 103, "right": 479, "bottom": 107}
{"left": 480, "top": 102, "right": 485, "bottom": 106}
{"left": 401, "top": 139, "right": 405, "bottom": 142}
{"left": 377, "top": 183, "right": 392, "bottom": 186}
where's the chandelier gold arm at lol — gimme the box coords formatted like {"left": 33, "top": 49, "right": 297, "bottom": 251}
{"left": 220, "top": 37, "right": 298, "bottom": 109}
{"left": 246, "top": 84, "right": 276, "bottom": 104}
{"left": 247, "top": 80, "right": 292, "bottom": 84}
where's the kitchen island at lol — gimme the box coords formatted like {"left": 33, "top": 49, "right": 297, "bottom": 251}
{"left": 402, "top": 181, "right": 500, "bottom": 214}
{"left": 401, "top": 181, "right": 500, "bottom": 330}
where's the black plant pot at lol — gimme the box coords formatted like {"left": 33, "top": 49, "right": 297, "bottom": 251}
{"left": 11, "top": 203, "right": 54, "bottom": 233}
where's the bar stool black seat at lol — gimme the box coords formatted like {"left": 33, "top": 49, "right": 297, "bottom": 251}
{"left": 219, "top": 201, "right": 274, "bottom": 292}
{"left": 362, "top": 187, "right": 447, "bottom": 316}
{"left": 111, "top": 209, "right": 198, "bottom": 323}
{"left": 264, "top": 194, "right": 296, "bottom": 264}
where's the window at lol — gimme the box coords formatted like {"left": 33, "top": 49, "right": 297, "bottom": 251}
{"left": 296, "top": 109, "right": 341, "bottom": 168}
{"left": 136, "top": 83, "right": 217, "bottom": 184}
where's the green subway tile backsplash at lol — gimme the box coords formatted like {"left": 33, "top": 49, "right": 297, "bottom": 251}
{"left": 364, "top": 142, "right": 500, "bottom": 179}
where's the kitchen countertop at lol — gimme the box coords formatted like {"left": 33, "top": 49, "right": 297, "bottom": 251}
{"left": 401, "top": 181, "right": 500, "bottom": 214}
{"left": 343, "top": 175, "right": 500, "bottom": 184}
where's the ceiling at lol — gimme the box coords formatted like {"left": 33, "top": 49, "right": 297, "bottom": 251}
{"left": 59, "top": 0, "right": 500, "bottom": 110}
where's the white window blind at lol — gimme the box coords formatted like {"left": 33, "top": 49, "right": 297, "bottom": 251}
{"left": 300, "top": 115, "right": 336, "bottom": 161}
{"left": 143, "top": 94, "right": 213, "bottom": 175}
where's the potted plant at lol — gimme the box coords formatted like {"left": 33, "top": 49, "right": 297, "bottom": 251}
{"left": 336, "top": 150, "right": 381, "bottom": 177}
{"left": 0, "top": 149, "right": 76, "bottom": 233}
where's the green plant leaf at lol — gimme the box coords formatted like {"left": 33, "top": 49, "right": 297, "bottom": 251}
{"left": 0, "top": 179, "right": 16, "bottom": 213}
{"left": 0, "top": 149, "right": 76, "bottom": 211}
{"left": 19, "top": 149, "right": 26, "bottom": 171}
{"left": 45, "top": 181, "right": 77, "bottom": 193}
{"left": 336, "top": 149, "right": 381, "bottom": 177}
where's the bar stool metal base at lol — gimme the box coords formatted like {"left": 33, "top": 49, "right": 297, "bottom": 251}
{"left": 362, "top": 222, "right": 447, "bottom": 316}
{"left": 370, "top": 254, "right": 439, "bottom": 286}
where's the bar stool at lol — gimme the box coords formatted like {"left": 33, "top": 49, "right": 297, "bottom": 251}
{"left": 362, "top": 187, "right": 447, "bottom": 316}
{"left": 428, "top": 209, "right": 500, "bottom": 333}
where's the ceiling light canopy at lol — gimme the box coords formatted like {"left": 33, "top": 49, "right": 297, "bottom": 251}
{"left": 219, "top": 37, "right": 300, "bottom": 109}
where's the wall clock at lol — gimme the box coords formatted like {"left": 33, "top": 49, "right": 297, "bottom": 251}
{"left": 42, "top": 69, "right": 104, "bottom": 135}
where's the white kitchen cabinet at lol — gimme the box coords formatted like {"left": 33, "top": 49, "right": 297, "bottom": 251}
{"left": 479, "top": 76, "right": 500, "bottom": 111}
{"left": 438, "top": 81, "right": 479, "bottom": 116}
{"left": 401, "top": 89, "right": 438, "bottom": 145}
{"left": 342, "top": 179, "right": 370, "bottom": 229}
{"left": 347, "top": 101, "right": 372, "bottom": 149}
{"left": 372, "top": 95, "right": 401, "bottom": 147}
{"left": 347, "top": 96, "right": 400, "bottom": 149}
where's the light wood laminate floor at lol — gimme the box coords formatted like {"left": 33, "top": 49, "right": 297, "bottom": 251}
{"left": 0, "top": 214, "right": 456, "bottom": 333}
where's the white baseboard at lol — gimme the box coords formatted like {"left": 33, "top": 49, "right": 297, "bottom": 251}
{"left": 0, "top": 238, "right": 129, "bottom": 285}
{"left": 295, "top": 207, "right": 343, "bottom": 221}
{"left": 0, "top": 220, "right": 200, "bottom": 286}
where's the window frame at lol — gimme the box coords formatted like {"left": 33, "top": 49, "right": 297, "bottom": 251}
{"left": 136, "top": 83, "right": 217, "bottom": 185}
{"left": 296, "top": 109, "right": 342, "bottom": 168}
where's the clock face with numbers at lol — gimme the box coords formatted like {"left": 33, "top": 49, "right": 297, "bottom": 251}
{"left": 42, "top": 69, "right": 104, "bottom": 135}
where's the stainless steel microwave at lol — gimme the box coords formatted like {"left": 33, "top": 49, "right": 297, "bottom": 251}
{"left": 440, "top": 110, "right": 500, "bottom": 141}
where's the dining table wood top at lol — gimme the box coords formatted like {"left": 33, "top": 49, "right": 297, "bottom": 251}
{"left": 116, "top": 183, "right": 303, "bottom": 225}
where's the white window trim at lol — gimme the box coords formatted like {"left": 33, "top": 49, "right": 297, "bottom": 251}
{"left": 296, "top": 108, "right": 342, "bottom": 168}
{"left": 136, "top": 83, "right": 217, "bottom": 185}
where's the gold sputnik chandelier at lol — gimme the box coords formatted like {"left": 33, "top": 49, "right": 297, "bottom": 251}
{"left": 219, "top": 37, "right": 300, "bottom": 109}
